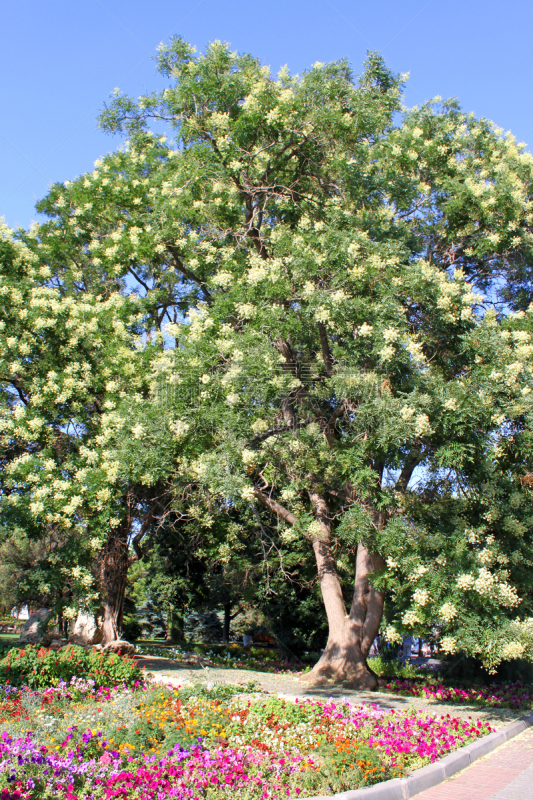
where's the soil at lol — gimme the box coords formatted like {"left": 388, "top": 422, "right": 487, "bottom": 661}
{"left": 135, "top": 654, "right": 524, "bottom": 731}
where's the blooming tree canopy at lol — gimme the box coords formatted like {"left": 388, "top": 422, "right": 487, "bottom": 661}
{"left": 2, "top": 39, "right": 533, "bottom": 681}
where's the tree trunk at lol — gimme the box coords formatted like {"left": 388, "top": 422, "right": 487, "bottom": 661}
{"left": 165, "top": 608, "right": 184, "bottom": 643}
{"left": 301, "top": 493, "right": 385, "bottom": 690}
{"left": 99, "top": 524, "right": 130, "bottom": 644}
{"left": 255, "top": 486, "right": 385, "bottom": 690}
{"left": 222, "top": 602, "right": 231, "bottom": 643}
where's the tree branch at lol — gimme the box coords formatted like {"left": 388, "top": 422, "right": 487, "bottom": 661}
{"left": 166, "top": 245, "right": 213, "bottom": 304}
{"left": 253, "top": 489, "right": 299, "bottom": 526}
{"left": 318, "top": 322, "right": 334, "bottom": 377}
{"left": 395, "top": 453, "right": 421, "bottom": 493}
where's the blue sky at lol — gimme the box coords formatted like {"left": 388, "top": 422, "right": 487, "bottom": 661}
{"left": 2, "top": 0, "right": 532, "bottom": 230}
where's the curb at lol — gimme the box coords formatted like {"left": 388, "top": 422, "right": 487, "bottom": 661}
{"left": 302, "top": 710, "right": 533, "bottom": 800}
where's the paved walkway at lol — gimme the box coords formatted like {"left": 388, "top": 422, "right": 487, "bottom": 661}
{"left": 415, "top": 728, "right": 533, "bottom": 799}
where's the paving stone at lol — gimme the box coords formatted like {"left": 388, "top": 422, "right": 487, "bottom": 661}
{"left": 413, "top": 728, "right": 533, "bottom": 800}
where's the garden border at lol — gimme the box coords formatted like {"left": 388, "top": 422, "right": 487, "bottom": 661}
{"left": 302, "top": 710, "right": 533, "bottom": 800}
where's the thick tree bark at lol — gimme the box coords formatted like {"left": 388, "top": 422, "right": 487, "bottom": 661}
{"left": 301, "top": 492, "right": 385, "bottom": 690}
{"left": 165, "top": 608, "right": 184, "bottom": 644}
{"left": 99, "top": 524, "right": 130, "bottom": 644}
{"left": 255, "top": 486, "right": 385, "bottom": 689}
{"left": 222, "top": 602, "right": 232, "bottom": 643}
{"left": 302, "top": 541, "right": 385, "bottom": 689}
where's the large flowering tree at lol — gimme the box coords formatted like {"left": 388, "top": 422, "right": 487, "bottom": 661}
{"left": 96, "top": 39, "right": 533, "bottom": 686}
{"left": 3, "top": 38, "right": 533, "bottom": 682}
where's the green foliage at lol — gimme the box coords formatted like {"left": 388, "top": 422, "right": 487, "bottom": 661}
{"left": 0, "top": 644, "right": 144, "bottom": 688}
{"left": 136, "top": 601, "right": 166, "bottom": 640}
{"left": 176, "top": 680, "right": 260, "bottom": 703}
{"left": 121, "top": 614, "right": 143, "bottom": 641}
{"left": 185, "top": 611, "right": 223, "bottom": 643}
{"left": 370, "top": 656, "right": 422, "bottom": 679}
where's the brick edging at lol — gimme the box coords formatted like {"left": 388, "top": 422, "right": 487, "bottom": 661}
{"left": 302, "top": 710, "right": 533, "bottom": 800}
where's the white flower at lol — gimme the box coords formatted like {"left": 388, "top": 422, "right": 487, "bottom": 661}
{"left": 383, "top": 327, "right": 400, "bottom": 343}
{"left": 280, "top": 487, "right": 298, "bottom": 501}
{"left": 439, "top": 603, "right": 458, "bottom": 623}
{"left": 315, "top": 308, "right": 330, "bottom": 323}
{"left": 131, "top": 423, "right": 144, "bottom": 439}
{"left": 226, "top": 392, "right": 240, "bottom": 406}
{"left": 457, "top": 573, "right": 475, "bottom": 590}
{"left": 241, "top": 449, "right": 257, "bottom": 466}
{"left": 444, "top": 398, "right": 457, "bottom": 410}
{"left": 96, "top": 488, "right": 112, "bottom": 503}
{"left": 440, "top": 636, "right": 457, "bottom": 654}
{"left": 406, "top": 339, "right": 424, "bottom": 360}
{"left": 380, "top": 345, "right": 396, "bottom": 362}
{"left": 212, "top": 271, "right": 233, "bottom": 287}
{"left": 384, "top": 625, "right": 402, "bottom": 644}
{"left": 473, "top": 567, "right": 496, "bottom": 596}
{"left": 240, "top": 486, "right": 256, "bottom": 502}
{"left": 413, "top": 564, "right": 429, "bottom": 578}
{"left": 412, "top": 588, "right": 429, "bottom": 606}
{"left": 402, "top": 609, "right": 421, "bottom": 626}
{"left": 386, "top": 557, "right": 399, "bottom": 570}
{"left": 306, "top": 520, "right": 323, "bottom": 538}
{"left": 400, "top": 405, "right": 416, "bottom": 421}
{"left": 169, "top": 420, "right": 190, "bottom": 439}
{"left": 251, "top": 418, "right": 268, "bottom": 434}
{"left": 414, "top": 413, "right": 434, "bottom": 437}
{"left": 501, "top": 641, "right": 525, "bottom": 660}
{"left": 498, "top": 582, "right": 520, "bottom": 607}
{"left": 358, "top": 323, "right": 373, "bottom": 336}
{"left": 246, "top": 265, "right": 268, "bottom": 284}
{"left": 235, "top": 303, "right": 256, "bottom": 318}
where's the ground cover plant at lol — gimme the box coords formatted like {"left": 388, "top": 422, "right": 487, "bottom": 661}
{"left": 0, "top": 645, "right": 143, "bottom": 689}
{"left": 0, "top": 679, "right": 491, "bottom": 799}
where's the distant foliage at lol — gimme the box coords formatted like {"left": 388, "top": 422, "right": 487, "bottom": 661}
{"left": 184, "top": 611, "right": 223, "bottom": 643}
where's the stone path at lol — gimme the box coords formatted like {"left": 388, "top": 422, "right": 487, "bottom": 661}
{"left": 415, "top": 727, "right": 533, "bottom": 799}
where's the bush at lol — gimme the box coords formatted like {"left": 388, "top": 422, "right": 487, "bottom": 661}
{"left": 122, "top": 614, "right": 143, "bottom": 641}
{"left": 438, "top": 654, "right": 533, "bottom": 687}
{"left": 0, "top": 644, "right": 144, "bottom": 689}
{"left": 371, "top": 656, "right": 422, "bottom": 680}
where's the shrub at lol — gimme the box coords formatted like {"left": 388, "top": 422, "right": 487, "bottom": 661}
{"left": 122, "top": 614, "right": 143, "bottom": 641}
{"left": 439, "top": 654, "right": 533, "bottom": 686}
{"left": 0, "top": 644, "right": 144, "bottom": 688}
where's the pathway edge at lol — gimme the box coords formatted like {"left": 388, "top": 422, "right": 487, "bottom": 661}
{"left": 301, "top": 709, "right": 533, "bottom": 800}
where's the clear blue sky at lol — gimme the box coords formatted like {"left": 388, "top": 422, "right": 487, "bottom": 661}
{"left": 2, "top": 0, "right": 532, "bottom": 230}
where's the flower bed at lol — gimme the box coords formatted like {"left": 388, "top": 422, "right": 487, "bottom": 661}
{"left": 0, "top": 644, "right": 143, "bottom": 689}
{"left": 0, "top": 679, "right": 491, "bottom": 799}
{"left": 381, "top": 677, "right": 533, "bottom": 710}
